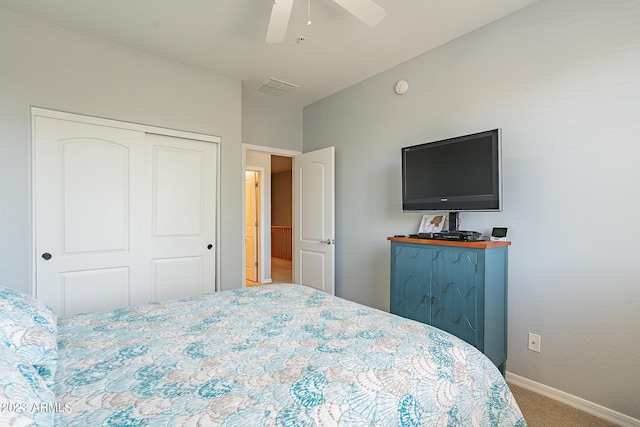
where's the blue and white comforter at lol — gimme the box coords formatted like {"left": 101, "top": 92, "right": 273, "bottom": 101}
{"left": 53, "top": 284, "right": 526, "bottom": 426}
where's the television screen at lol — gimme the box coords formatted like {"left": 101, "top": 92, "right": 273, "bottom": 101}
{"left": 402, "top": 129, "right": 502, "bottom": 212}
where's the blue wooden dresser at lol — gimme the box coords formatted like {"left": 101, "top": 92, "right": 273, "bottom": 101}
{"left": 388, "top": 237, "right": 510, "bottom": 374}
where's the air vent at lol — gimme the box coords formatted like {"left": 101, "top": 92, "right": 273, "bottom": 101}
{"left": 254, "top": 77, "right": 298, "bottom": 97}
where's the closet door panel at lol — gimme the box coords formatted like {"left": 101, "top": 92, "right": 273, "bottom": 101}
{"left": 34, "top": 115, "right": 218, "bottom": 316}
{"left": 153, "top": 146, "right": 204, "bottom": 237}
{"left": 146, "top": 134, "right": 217, "bottom": 300}
{"left": 61, "top": 267, "right": 130, "bottom": 316}
{"left": 34, "top": 117, "right": 145, "bottom": 316}
{"left": 152, "top": 257, "right": 203, "bottom": 301}
{"left": 62, "top": 140, "right": 129, "bottom": 253}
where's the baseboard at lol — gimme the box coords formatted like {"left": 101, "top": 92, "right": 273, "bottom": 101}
{"left": 506, "top": 372, "right": 640, "bottom": 427}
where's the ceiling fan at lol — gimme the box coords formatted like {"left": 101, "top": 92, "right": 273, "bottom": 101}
{"left": 266, "top": 0, "right": 386, "bottom": 43}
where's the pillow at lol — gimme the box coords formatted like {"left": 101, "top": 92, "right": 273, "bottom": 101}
{"left": 0, "top": 287, "right": 58, "bottom": 386}
{"left": 0, "top": 345, "right": 55, "bottom": 427}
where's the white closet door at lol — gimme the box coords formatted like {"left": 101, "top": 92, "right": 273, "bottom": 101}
{"left": 34, "top": 117, "right": 217, "bottom": 316}
{"left": 34, "top": 117, "right": 147, "bottom": 315}
{"left": 146, "top": 134, "right": 217, "bottom": 301}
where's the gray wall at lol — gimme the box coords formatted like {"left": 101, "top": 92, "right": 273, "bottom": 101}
{"left": 242, "top": 93, "right": 303, "bottom": 152}
{"left": 303, "top": 0, "right": 640, "bottom": 420}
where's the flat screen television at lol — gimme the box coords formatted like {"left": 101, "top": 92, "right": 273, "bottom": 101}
{"left": 401, "top": 129, "right": 502, "bottom": 229}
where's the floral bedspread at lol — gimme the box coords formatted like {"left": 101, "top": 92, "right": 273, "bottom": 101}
{"left": 53, "top": 284, "right": 526, "bottom": 426}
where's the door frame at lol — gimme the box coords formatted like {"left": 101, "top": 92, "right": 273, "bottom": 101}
{"left": 242, "top": 144, "right": 300, "bottom": 287}
{"left": 245, "top": 168, "right": 262, "bottom": 283}
{"left": 30, "top": 107, "right": 223, "bottom": 295}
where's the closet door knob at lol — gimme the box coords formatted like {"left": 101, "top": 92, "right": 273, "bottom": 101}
{"left": 207, "top": 244, "right": 213, "bottom": 250}
{"left": 41, "top": 252, "right": 52, "bottom": 260}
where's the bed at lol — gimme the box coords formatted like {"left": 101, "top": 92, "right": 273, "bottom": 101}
{"left": 1, "top": 284, "right": 526, "bottom": 426}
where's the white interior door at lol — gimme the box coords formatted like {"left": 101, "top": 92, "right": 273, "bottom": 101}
{"left": 34, "top": 115, "right": 217, "bottom": 316}
{"left": 293, "top": 147, "right": 335, "bottom": 295}
{"left": 146, "top": 134, "right": 217, "bottom": 302}
{"left": 245, "top": 171, "right": 259, "bottom": 283}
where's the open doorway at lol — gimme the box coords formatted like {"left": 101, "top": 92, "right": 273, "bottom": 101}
{"left": 270, "top": 155, "right": 293, "bottom": 285}
{"left": 244, "top": 146, "right": 297, "bottom": 287}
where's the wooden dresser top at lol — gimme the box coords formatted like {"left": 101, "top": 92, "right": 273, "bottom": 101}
{"left": 387, "top": 236, "right": 511, "bottom": 249}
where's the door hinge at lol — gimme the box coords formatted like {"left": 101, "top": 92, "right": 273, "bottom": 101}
{"left": 255, "top": 221, "right": 259, "bottom": 227}
{"left": 255, "top": 261, "right": 258, "bottom": 267}
{"left": 255, "top": 181, "right": 259, "bottom": 188}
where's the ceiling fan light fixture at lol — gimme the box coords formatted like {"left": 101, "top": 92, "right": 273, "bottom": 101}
{"left": 333, "top": 0, "right": 386, "bottom": 27}
{"left": 266, "top": 0, "right": 385, "bottom": 43}
{"left": 266, "top": 0, "right": 294, "bottom": 43}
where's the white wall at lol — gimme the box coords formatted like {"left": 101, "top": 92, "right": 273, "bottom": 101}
{"left": 0, "top": 8, "right": 247, "bottom": 295}
{"left": 303, "top": 0, "right": 640, "bottom": 420}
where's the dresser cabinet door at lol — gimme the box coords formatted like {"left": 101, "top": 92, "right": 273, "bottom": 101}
{"left": 431, "top": 248, "right": 479, "bottom": 347}
{"left": 390, "top": 244, "right": 432, "bottom": 324}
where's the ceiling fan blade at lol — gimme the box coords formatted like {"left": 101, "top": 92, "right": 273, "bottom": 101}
{"left": 266, "top": 0, "right": 294, "bottom": 43}
{"left": 333, "top": 0, "right": 385, "bottom": 27}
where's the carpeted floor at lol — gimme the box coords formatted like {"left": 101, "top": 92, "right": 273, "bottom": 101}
{"left": 509, "top": 383, "right": 619, "bottom": 426}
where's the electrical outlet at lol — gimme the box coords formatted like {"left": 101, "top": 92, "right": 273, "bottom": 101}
{"left": 528, "top": 333, "right": 541, "bottom": 352}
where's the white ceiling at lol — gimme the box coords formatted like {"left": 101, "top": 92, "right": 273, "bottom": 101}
{"left": 0, "top": 0, "right": 538, "bottom": 107}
